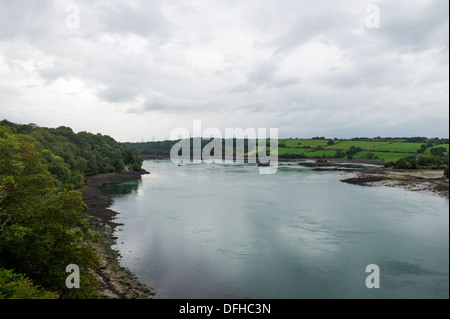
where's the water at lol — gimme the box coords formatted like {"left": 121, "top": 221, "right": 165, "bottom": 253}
{"left": 101, "top": 160, "right": 449, "bottom": 299}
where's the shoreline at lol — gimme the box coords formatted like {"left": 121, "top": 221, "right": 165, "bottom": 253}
{"left": 78, "top": 169, "right": 155, "bottom": 299}
{"left": 340, "top": 167, "right": 449, "bottom": 199}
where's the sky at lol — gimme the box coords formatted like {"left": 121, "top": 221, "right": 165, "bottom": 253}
{"left": 0, "top": 0, "right": 448, "bottom": 142}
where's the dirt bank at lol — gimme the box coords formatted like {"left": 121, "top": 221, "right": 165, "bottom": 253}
{"left": 78, "top": 169, "right": 155, "bottom": 299}
{"left": 341, "top": 167, "right": 449, "bottom": 199}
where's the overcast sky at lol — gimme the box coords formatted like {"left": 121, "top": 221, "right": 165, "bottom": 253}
{"left": 0, "top": 0, "right": 448, "bottom": 141}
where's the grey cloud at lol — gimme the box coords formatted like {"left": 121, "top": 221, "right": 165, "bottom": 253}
{"left": 375, "top": 0, "right": 449, "bottom": 52}
{"left": 99, "top": 1, "right": 170, "bottom": 40}
{"left": 0, "top": 0, "right": 448, "bottom": 140}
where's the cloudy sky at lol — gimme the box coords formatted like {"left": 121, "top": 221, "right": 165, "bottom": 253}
{"left": 0, "top": 0, "right": 448, "bottom": 141}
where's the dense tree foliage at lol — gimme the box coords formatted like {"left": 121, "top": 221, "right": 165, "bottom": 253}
{"left": 1, "top": 121, "right": 143, "bottom": 299}
{"left": 0, "top": 268, "right": 59, "bottom": 299}
{"left": 1, "top": 120, "right": 142, "bottom": 189}
{"left": 391, "top": 154, "right": 449, "bottom": 173}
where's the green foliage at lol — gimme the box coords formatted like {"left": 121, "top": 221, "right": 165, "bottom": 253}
{"left": 425, "top": 144, "right": 450, "bottom": 154}
{"left": 282, "top": 139, "right": 329, "bottom": 148}
{"left": 417, "top": 144, "right": 427, "bottom": 154}
{"left": 127, "top": 135, "right": 449, "bottom": 163}
{"left": 393, "top": 154, "right": 448, "bottom": 170}
{"left": 125, "top": 140, "right": 178, "bottom": 156}
{"left": 394, "top": 157, "right": 418, "bottom": 169}
{"left": 360, "top": 152, "right": 379, "bottom": 160}
{"left": 279, "top": 153, "right": 306, "bottom": 159}
{"left": 346, "top": 146, "right": 362, "bottom": 156}
{"left": 0, "top": 125, "right": 106, "bottom": 298}
{"left": 334, "top": 150, "right": 346, "bottom": 158}
{"left": 328, "top": 141, "right": 389, "bottom": 150}
{"left": 370, "top": 142, "right": 423, "bottom": 153}
{"left": 430, "top": 147, "right": 447, "bottom": 156}
{"left": 0, "top": 268, "right": 59, "bottom": 299}
{"left": 444, "top": 166, "right": 449, "bottom": 178}
{"left": 1, "top": 120, "right": 142, "bottom": 189}
{"left": 418, "top": 155, "right": 441, "bottom": 167}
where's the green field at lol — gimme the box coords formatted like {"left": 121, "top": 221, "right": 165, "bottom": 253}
{"left": 425, "top": 144, "right": 450, "bottom": 153}
{"left": 129, "top": 137, "right": 449, "bottom": 163}
{"left": 326, "top": 141, "right": 390, "bottom": 150}
{"left": 304, "top": 150, "right": 337, "bottom": 158}
{"left": 370, "top": 143, "right": 423, "bottom": 153}
{"left": 277, "top": 148, "right": 309, "bottom": 155}
{"left": 352, "top": 151, "right": 413, "bottom": 162}
{"left": 262, "top": 140, "right": 449, "bottom": 162}
{"left": 281, "top": 139, "right": 330, "bottom": 148}
{"left": 277, "top": 148, "right": 336, "bottom": 157}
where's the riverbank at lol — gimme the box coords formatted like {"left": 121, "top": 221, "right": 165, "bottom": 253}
{"left": 78, "top": 169, "right": 155, "bottom": 299}
{"left": 279, "top": 158, "right": 448, "bottom": 199}
{"left": 341, "top": 167, "right": 449, "bottom": 199}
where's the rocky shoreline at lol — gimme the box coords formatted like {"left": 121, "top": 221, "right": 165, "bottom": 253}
{"left": 341, "top": 167, "right": 449, "bottom": 199}
{"left": 280, "top": 159, "right": 448, "bottom": 199}
{"left": 78, "top": 169, "right": 155, "bottom": 299}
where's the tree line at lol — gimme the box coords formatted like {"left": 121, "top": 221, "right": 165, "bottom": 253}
{"left": 0, "top": 120, "right": 142, "bottom": 298}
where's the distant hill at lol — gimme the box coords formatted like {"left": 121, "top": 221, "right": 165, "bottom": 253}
{"left": 126, "top": 136, "right": 449, "bottom": 163}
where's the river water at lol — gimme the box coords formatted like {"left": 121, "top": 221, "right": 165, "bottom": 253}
{"left": 101, "top": 160, "right": 449, "bottom": 299}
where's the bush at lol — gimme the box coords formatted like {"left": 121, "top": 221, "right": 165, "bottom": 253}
{"left": 346, "top": 146, "right": 362, "bottom": 156}
{"left": 0, "top": 268, "right": 59, "bottom": 299}
{"left": 394, "top": 157, "right": 417, "bottom": 169}
{"left": 334, "top": 150, "right": 346, "bottom": 158}
{"left": 430, "top": 147, "right": 447, "bottom": 156}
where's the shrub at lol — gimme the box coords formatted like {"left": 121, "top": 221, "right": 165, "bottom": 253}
{"left": 0, "top": 268, "right": 59, "bottom": 299}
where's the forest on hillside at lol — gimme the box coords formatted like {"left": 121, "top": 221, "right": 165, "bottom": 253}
{"left": 0, "top": 120, "right": 142, "bottom": 298}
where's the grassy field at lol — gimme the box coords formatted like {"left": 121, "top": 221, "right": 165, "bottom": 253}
{"left": 325, "top": 141, "right": 390, "bottom": 150}
{"left": 352, "top": 151, "right": 413, "bottom": 162}
{"left": 277, "top": 148, "right": 309, "bottom": 155}
{"left": 425, "top": 144, "right": 450, "bottom": 153}
{"left": 304, "top": 150, "right": 337, "bottom": 158}
{"left": 276, "top": 140, "right": 449, "bottom": 162}
{"left": 277, "top": 148, "right": 337, "bottom": 158}
{"left": 130, "top": 137, "right": 449, "bottom": 163}
{"left": 281, "top": 139, "right": 330, "bottom": 148}
{"left": 370, "top": 143, "right": 422, "bottom": 153}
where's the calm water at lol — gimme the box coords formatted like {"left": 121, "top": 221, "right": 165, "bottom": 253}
{"left": 101, "top": 160, "right": 449, "bottom": 299}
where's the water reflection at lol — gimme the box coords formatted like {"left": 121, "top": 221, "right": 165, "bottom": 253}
{"left": 100, "top": 179, "right": 142, "bottom": 197}
{"left": 105, "top": 160, "right": 449, "bottom": 299}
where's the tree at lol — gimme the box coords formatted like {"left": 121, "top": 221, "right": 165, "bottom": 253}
{"left": 417, "top": 144, "right": 427, "bottom": 154}
{"left": 327, "top": 140, "right": 334, "bottom": 146}
{"left": 346, "top": 146, "right": 362, "bottom": 156}
{"left": 0, "top": 128, "right": 99, "bottom": 298}
{"left": 430, "top": 147, "right": 447, "bottom": 156}
{"left": 334, "top": 150, "right": 346, "bottom": 158}
{"left": 394, "top": 157, "right": 417, "bottom": 169}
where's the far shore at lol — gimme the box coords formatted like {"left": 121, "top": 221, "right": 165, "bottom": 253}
{"left": 140, "top": 154, "right": 389, "bottom": 165}
{"left": 340, "top": 167, "right": 449, "bottom": 199}
{"left": 141, "top": 156, "right": 448, "bottom": 199}
{"left": 78, "top": 169, "right": 155, "bottom": 299}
